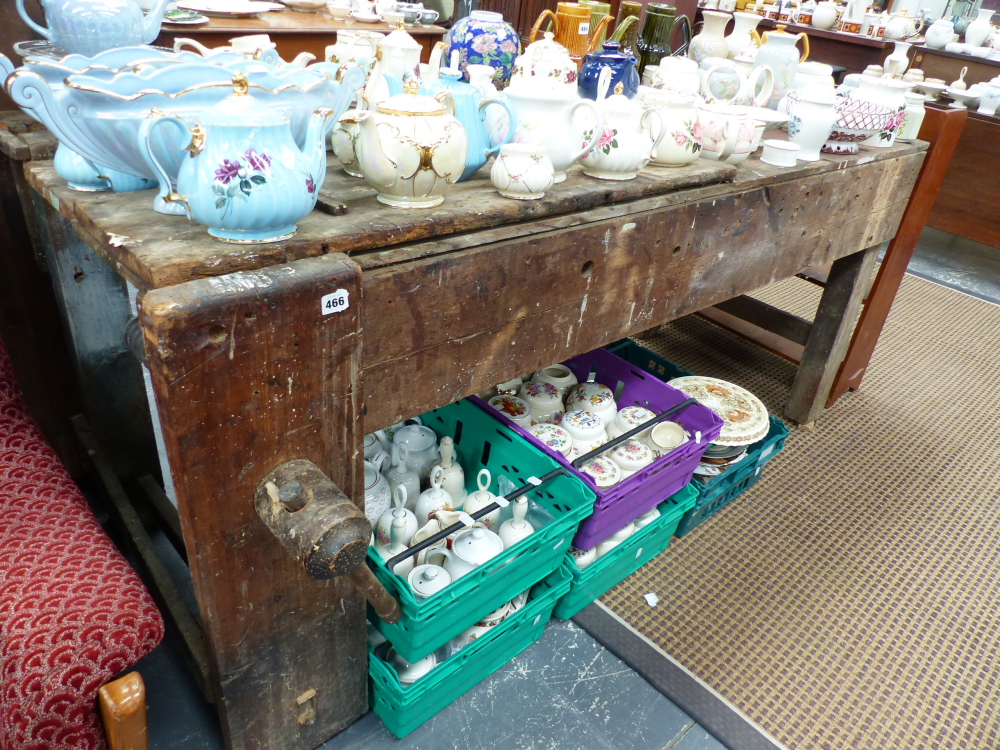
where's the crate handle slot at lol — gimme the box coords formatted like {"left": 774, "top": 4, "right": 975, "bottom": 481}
{"left": 453, "top": 420, "right": 463, "bottom": 445}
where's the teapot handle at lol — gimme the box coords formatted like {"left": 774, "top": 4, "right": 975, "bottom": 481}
{"left": 137, "top": 113, "right": 196, "bottom": 221}
{"left": 15, "top": 0, "right": 52, "bottom": 41}
{"left": 750, "top": 29, "right": 763, "bottom": 47}
{"left": 718, "top": 117, "right": 739, "bottom": 162}
{"left": 173, "top": 38, "right": 217, "bottom": 56}
{"left": 746, "top": 64, "right": 774, "bottom": 107}
{"left": 529, "top": 9, "right": 558, "bottom": 43}
{"left": 673, "top": 15, "right": 693, "bottom": 56}
{"left": 569, "top": 99, "right": 606, "bottom": 164}
{"left": 795, "top": 31, "right": 811, "bottom": 62}
{"left": 433, "top": 91, "right": 457, "bottom": 117}
{"left": 481, "top": 98, "right": 518, "bottom": 156}
{"left": 425, "top": 547, "right": 453, "bottom": 568}
{"left": 640, "top": 109, "right": 666, "bottom": 170}
{"left": 701, "top": 62, "right": 746, "bottom": 104}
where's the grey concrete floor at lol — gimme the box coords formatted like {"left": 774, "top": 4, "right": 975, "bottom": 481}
{"left": 130, "top": 225, "right": 999, "bottom": 750}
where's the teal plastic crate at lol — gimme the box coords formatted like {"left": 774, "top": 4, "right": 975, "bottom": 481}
{"left": 606, "top": 339, "right": 790, "bottom": 536}
{"left": 370, "top": 565, "right": 572, "bottom": 738}
{"left": 368, "top": 398, "right": 596, "bottom": 662}
{"left": 553, "top": 483, "right": 697, "bottom": 620}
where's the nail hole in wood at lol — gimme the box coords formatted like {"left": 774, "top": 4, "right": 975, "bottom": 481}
{"left": 207, "top": 325, "right": 227, "bottom": 345}
{"left": 673, "top": 246, "right": 682, "bottom": 255}
{"left": 581, "top": 261, "right": 594, "bottom": 279}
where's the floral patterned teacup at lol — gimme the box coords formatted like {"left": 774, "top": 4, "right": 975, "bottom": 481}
{"left": 697, "top": 102, "right": 755, "bottom": 164}
{"left": 490, "top": 143, "right": 555, "bottom": 200}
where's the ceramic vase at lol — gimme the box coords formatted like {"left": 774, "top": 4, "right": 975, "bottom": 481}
{"left": 883, "top": 41, "right": 912, "bottom": 79}
{"left": 444, "top": 10, "right": 521, "bottom": 87}
{"left": 689, "top": 10, "right": 731, "bottom": 63}
{"left": 724, "top": 11, "right": 763, "bottom": 59}
{"left": 754, "top": 26, "right": 809, "bottom": 108}
{"left": 924, "top": 18, "right": 954, "bottom": 50}
{"left": 965, "top": 8, "right": 994, "bottom": 47}
{"left": 896, "top": 92, "right": 925, "bottom": 142}
{"left": 854, "top": 75, "right": 910, "bottom": 147}
{"left": 490, "top": 143, "right": 555, "bottom": 199}
{"left": 810, "top": 1, "right": 839, "bottom": 30}
{"left": 636, "top": 3, "right": 692, "bottom": 75}
{"left": 787, "top": 90, "right": 837, "bottom": 161}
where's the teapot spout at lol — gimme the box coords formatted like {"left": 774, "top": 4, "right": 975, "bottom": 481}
{"left": 354, "top": 113, "right": 397, "bottom": 188}
{"left": 142, "top": 0, "right": 174, "bottom": 44}
{"left": 305, "top": 107, "right": 337, "bottom": 184}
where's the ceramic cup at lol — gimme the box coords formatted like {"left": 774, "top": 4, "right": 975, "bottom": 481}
{"left": 490, "top": 143, "right": 555, "bottom": 200}
{"left": 419, "top": 8, "right": 439, "bottom": 25}
{"left": 488, "top": 395, "right": 534, "bottom": 428}
{"left": 760, "top": 138, "right": 800, "bottom": 167}
{"left": 644, "top": 421, "right": 687, "bottom": 457}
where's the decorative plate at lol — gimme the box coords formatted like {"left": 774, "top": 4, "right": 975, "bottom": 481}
{"left": 163, "top": 8, "right": 209, "bottom": 23}
{"left": 177, "top": 0, "right": 284, "bottom": 17}
{"left": 489, "top": 395, "right": 529, "bottom": 418}
{"left": 694, "top": 448, "right": 748, "bottom": 476}
{"left": 667, "top": 376, "right": 769, "bottom": 446}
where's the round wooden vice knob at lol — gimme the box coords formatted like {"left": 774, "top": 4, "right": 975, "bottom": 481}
{"left": 254, "top": 459, "right": 400, "bottom": 623}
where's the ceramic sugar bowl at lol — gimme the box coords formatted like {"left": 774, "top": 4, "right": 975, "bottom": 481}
{"left": 353, "top": 78, "right": 468, "bottom": 208}
{"left": 579, "top": 455, "right": 622, "bottom": 488}
{"left": 527, "top": 423, "right": 574, "bottom": 457}
{"left": 490, "top": 143, "right": 555, "bottom": 200}
{"left": 138, "top": 73, "right": 335, "bottom": 244}
{"left": 566, "top": 383, "right": 617, "bottom": 426}
{"left": 580, "top": 81, "right": 665, "bottom": 181}
{"left": 520, "top": 380, "right": 565, "bottom": 424}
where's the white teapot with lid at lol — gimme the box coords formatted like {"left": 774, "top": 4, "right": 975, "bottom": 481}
{"left": 580, "top": 78, "right": 665, "bottom": 181}
{"left": 427, "top": 526, "right": 504, "bottom": 579}
{"left": 508, "top": 32, "right": 579, "bottom": 94}
{"left": 353, "top": 78, "right": 468, "bottom": 208}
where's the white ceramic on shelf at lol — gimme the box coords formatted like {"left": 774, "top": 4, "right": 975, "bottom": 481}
{"left": 595, "top": 521, "right": 635, "bottom": 557}
{"left": 326, "top": 29, "right": 381, "bottom": 68}
{"left": 606, "top": 405, "right": 656, "bottom": 441}
{"left": 376, "top": 485, "right": 418, "bottom": 548}
{"left": 407, "top": 563, "right": 452, "bottom": 598}
{"left": 409, "top": 518, "right": 447, "bottom": 565}
{"left": 520, "top": 380, "right": 565, "bottom": 424}
{"left": 352, "top": 78, "right": 467, "bottom": 208}
{"left": 689, "top": 10, "right": 731, "bottom": 63}
{"left": 498, "top": 498, "right": 534, "bottom": 549}
{"left": 976, "top": 83, "right": 1000, "bottom": 116}
{"left": 580, "top": 79, "right": 665, "bottom": 181}
{"left": 810, "top": 1, "right": 839, "bottom": 30}
{"left": 526, "top": 423, "right": 574, "bottom": 456}
{"left": 488, "top": 395, "right": 534, "bottom": 428}
{"left": 883, "top": 41, "right": 912, "bottom": 79}
{"left": 754, "top": 25, "right": 809, "bottom": 108}
{"left": 579, "top": 455, "right": 622, "bottom": 488}
{"left": 965, "top": 8, "right": 994, "bottom": 48}
{"left": 463, "top": 468, "right": 501, "bottom": 531}
{"left": 570, "top": 546, "right": 597, "bottom": 568}
{"left": 760, "top": 138, "right": 800, "bottom": 166}
{"left": 531, "top": 365, "right": 578, "bottom": 395}
{"left": 787, "top": 89, "right": 837, "bottom": 161}
{"left": 566, "top": 383, "right": 617, "bottom": 427}
{"left": 426, "top": 525, "right": 504, "bottom": 579}
{"left": 642, "top": 56, "right": 701, "bottom": 96}
{"left": 364, "top": 460, "right": 392, "bottom": 529}
{"left": 414, "top": 466, "right": 457, "bottom": 526}
{"left": 437, "top": 436, "right": 467, "bottom": 505}
{"left": 490, "top": 143, "right": 555, "bottom": 200}
{"left": 950, "top": 67, "right": 968, "bottom": 91}
{"left": 883, "top": 13, "right": 923, "bottom": 41}
{"left": 725, "top": 12, "right": 763, "bottom": 59}
{"left": 378, "top": 514, "right": 415, "bottom": 577}
{"left": 607, "top": 439, "right": 655, "bottom": 473}
{"left": 924, "top": 18, "right": 955, "bottom": 50}
{"left": 644, "top": 421, "right": 687, "bottom": 456}
{"left": 634, "top": 506, "right": 661, "bottom": 529}
{"left": 327, "top": 2, "right": 351, "bottom": 18}
{"left": 381, "top": 19, "right": 422, "bottom": 74}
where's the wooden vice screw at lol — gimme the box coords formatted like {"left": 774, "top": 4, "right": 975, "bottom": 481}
{"left": 254, "top": 459, "right": 401, "bottom": 623}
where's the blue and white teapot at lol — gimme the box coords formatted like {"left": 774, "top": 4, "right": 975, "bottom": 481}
{"left": 138, "top": 73, "right": 335, "bottom": 244}
{"left": 420, "top": 66, "right": 517, "bottom": 181}
{"left": 17, "top": 0, "right": 172, "bottom": 57}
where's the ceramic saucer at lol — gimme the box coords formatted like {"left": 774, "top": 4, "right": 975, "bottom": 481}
{"left": 667, "top": 376, "right": 769, "bottom": 446}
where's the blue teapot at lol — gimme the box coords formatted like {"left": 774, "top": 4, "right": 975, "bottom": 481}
{"left": 420, "top": 67, "right": 516, "bottom": 181}
{"left": 578, "top": 42, "right": 640, "bottom": 100}
{"left": 17, "top": 0, "right": 172, "bottom": 58}
{"left": 138, "top": 73, "right": 334, "bottom": 244}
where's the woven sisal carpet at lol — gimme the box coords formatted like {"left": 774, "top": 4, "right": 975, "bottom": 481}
{"left": 602, "top": 273, "right": 1000, "bottom": 750}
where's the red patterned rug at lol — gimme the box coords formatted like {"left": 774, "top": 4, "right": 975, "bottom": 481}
{"left": 0, "top": 339, "right": 164, "bottom": 750}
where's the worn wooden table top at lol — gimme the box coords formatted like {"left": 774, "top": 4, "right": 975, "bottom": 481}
{"left": 24, "top": 137, "right": 927, "bottom": 291}
{"left": 0, "top": 111, "right": 58, "bottom": 163}
{"left": 160, "top": 9, "right": 447, "bottom": 38}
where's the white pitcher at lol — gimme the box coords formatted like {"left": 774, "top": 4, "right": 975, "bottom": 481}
{"left": 754, "top": 26, "right": 810, "bottom": 109}
{"left": 724, "top": 12, "right": 763, "bottom": 59}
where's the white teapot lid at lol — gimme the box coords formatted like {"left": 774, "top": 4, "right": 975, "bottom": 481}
{"left": 522, "top": 31, "right": 571, "bottom": 64}
{"left": 384, "top": 20, "right": 422, "bottom": 51}
{"left": 377, "top": 78, "right": 446, "bottom": 116}
{"left": 452, "top": 526, "right": 504, "bottom": 563}
{"left": 407, "top": 564, "right": 452, "bottom": 597}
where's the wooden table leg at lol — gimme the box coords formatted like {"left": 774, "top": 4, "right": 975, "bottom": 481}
{"left": 139, "top": 254, "right": 366, "bottom": 750}
{"left": 785, "top": 245, "right": 880, "bottom": 426}
{"left": 826, "top": 106, "right": 968, "bottom": 406}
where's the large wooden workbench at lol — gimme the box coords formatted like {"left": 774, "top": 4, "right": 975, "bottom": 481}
{"left": 23, "top": 140, "right": 925, "bottom": 750}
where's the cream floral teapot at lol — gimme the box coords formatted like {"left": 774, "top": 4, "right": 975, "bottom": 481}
{"left": 352, "top": 78, "right": 468, "bottom": 208}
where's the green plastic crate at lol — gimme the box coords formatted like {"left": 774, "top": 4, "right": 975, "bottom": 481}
{"left": 552, "top": 483, "right": 697, "bottom": 620}
{"left": 370, "top": 565, "right": 572, "bottom": 738}
{"left": 606, "top": 339, "right": 790, "bottom": 536}
{"left": 368, "top": 398, "right": 596, "bottom": 662}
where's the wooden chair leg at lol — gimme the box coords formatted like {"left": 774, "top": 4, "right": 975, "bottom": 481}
{"left": 98, "top": 672, "right": 149, "bottom": 750}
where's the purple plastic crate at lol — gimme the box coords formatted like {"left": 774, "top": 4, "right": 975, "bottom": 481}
{"left": 471, "top": 348, "right": 724, "bottom": 548}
